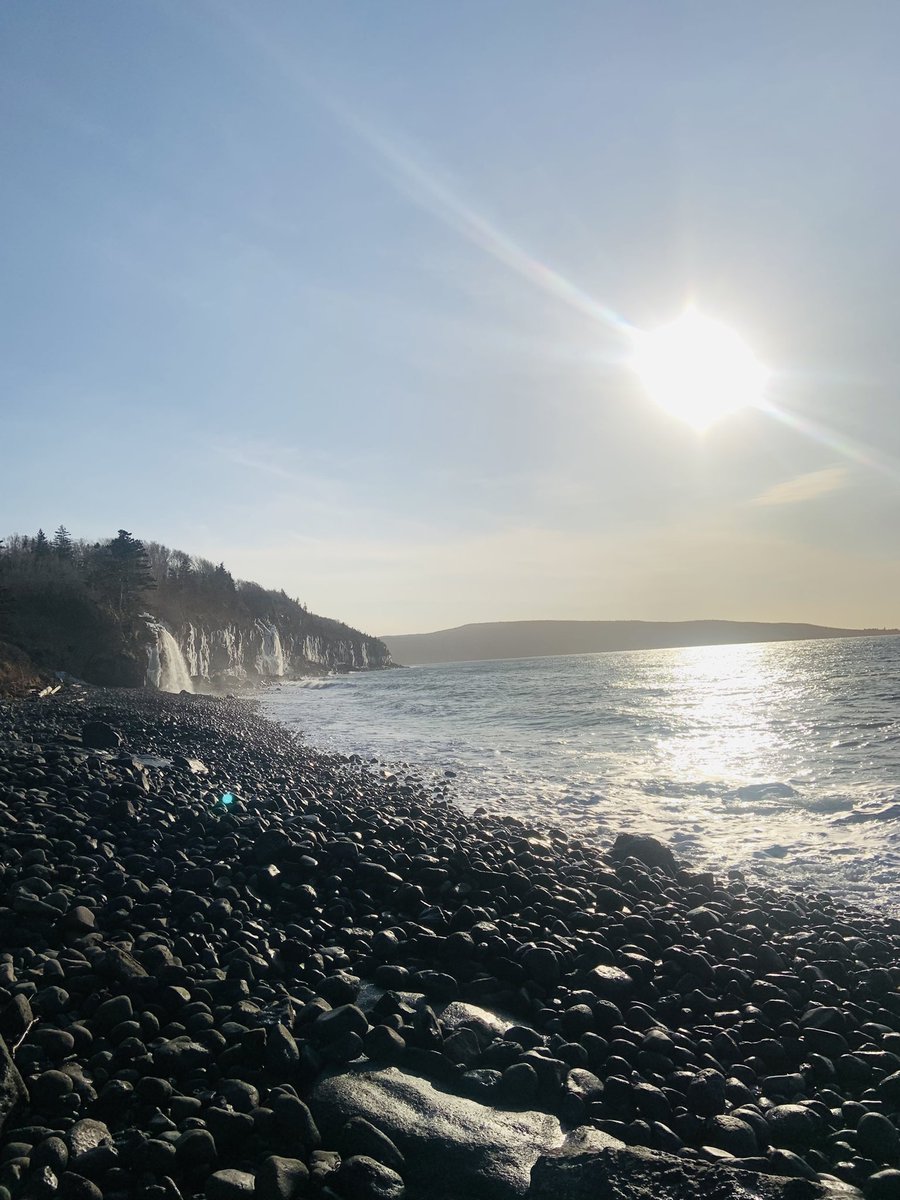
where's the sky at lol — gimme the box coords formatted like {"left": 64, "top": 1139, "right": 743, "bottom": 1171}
{"left": 2, "top": 1, "right": 900, "bottom": 636}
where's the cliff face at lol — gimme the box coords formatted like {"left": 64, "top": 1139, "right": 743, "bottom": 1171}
{"left": 146, "top": 615, "right": 392, "bottom": 691}
{"left": 178, "top": 618, "right": 390, "bottom": 679}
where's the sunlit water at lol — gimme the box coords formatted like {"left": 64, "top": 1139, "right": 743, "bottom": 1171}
{"left": 260, "top": 637, "right": 900, "bottom": 912}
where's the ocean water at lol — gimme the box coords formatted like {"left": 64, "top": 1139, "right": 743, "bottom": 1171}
{"left": 259, "top": 636, "right": 900, "bottom": 912}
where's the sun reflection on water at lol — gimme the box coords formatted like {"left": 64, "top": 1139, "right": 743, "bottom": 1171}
{"left": 647, "top": 643, "right": 793, "bottom": 784}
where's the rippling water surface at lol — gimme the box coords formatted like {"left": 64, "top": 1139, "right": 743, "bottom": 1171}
{"left": 260, "top": 637, "right": 900, "bottom": 911}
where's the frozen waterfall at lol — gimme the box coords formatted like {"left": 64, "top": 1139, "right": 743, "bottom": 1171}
{"left": 255, "top": 621, "right": 286, "bottom": 677}
{"left": 146, "top": 622, "right": 194, "bottom": 693}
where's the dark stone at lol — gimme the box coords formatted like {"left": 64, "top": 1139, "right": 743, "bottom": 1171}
{"left": 522, "top": 947, "right": 561, "bottom": 987}
{"left": 271, "top": 1093, "right": 322, "bottom": 1152}
{"left": 686, "top": 1070, "right": 726, "bottom": 1117}
{"left": 339, "top": 1117, "right": 404, "bottom": 1173}
{"left": 856, "top": 1111, "right": 899, "bottom": 1160}
{"left": 174, "top": 1128, "right": 217, "bottom": 1166}
{"left": 0, "top": 995, "right": 34, "bottom": 1044}
{"left": 58, "top": 1173, "right": 103, "bottom": 1200}
{"left": 364, "top": 1026, "right": 406, "bottom": 1061}
{"left": 336, "top": 1155, "right": 405, "bottom": 1200}
{"left": 609, "top": 834, "right": 677, "bottom": 874}
{"left": 498, "top": 1062, "right": 540, "bottom": 1106}
{"left": 256, "top": 1155, "right": 309, "bottom": 1200}
{"left": 869, "top": 1170, "right": 900, "bottom": 1199}
{"left": 766, "top": 1104, "right": 823, "bottom": 1151}
{"left": 315, "top": 1005, "right": 369, "bottom": 1045}
{"left": 706, "top": 1115, "right": 758, "bottom": 1157}
{"left": 81, "top": 722, "right": 124, "bottom": 750}
{"left": 204, "top": 1170, "right": 256, "bottom": 1200}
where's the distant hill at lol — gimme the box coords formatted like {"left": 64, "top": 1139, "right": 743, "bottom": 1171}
{"left": 382, "top": 619, "right": 898, "bottom": 666}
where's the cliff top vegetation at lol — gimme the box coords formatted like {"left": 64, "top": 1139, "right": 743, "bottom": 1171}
{"left": 0, "top": 527, "right": 381, "bottom": 686}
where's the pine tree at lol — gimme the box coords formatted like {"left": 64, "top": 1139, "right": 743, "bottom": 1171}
{"left": 53, "top": 526, "right": 73, "bottom": 559}
{"left": 33, "top": 529, "right": 50, "bottom": 555}
{"left": 98, "top": 529, "right": 156, "bottom": 617}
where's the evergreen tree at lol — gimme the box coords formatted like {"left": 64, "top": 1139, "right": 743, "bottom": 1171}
{"left": 33, "top": 529, "right": 50, "bottom": 555}
{"left": 52, "top": 526, "right": 73, "bottom": 559}
{"left": 98, "top": 529, "right": 156, "bottom": 617}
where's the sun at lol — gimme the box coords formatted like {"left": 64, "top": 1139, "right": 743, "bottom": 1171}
{"left": 631, "top": 307, "right": 768, "bottom": 431}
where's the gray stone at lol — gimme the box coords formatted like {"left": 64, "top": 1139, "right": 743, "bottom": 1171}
{"left": 205, "top": 1169, "right": 256, "bottom": 1199}
{"left": 0, "top": 1032, "right": 30, "bottom": 1132}
{"left": 311, "top": 1065, "right": 565, "bottom": 1198}
{"left": 66, "top": 1119, "right": 113, "bottom": 1164}
{"left": 531, "top": 1127, "right": 860, "bottom": 1200}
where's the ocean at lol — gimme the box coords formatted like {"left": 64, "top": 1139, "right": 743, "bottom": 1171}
{"left": 259, "top": 635, "right": 900, "bottom": 913}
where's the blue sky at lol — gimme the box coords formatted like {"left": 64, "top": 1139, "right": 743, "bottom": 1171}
{"left": 3, "top": 1, "right": 900, "bottom": 634}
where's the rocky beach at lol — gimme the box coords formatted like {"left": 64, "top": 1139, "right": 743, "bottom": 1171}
{"left": 2, "top": 689, "right": 900, "bottom": 1200}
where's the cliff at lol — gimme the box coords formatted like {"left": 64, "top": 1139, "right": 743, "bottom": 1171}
{"left": 0, "top": 528, "right": 392, "bottom": 692}
{"left": 147, "top": 614, "right": 391, "bottom": 692}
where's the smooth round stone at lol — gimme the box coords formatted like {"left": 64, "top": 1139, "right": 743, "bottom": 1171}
{"left": 256, "top": 1155, "right": 310, "bottom": 1200}
{"left": 857, "top": 1112, "right": 900, "bottom": 1160}
{"left": 766, "top": 1104, "right": 823, "bottom": 1151}
{"left": 706, "top": 1115, "right": 758, "bottom": 1157}
{"left": 314, "top": 1004, "right": 368, "bottom": 1043}
{"left": 339, "top": 1118, "right": 404, "bottom": 1173}
{"left": 364, "top": 1026, "right": 405, "bottom": 1060}
{"left": 31, "top": 1028, "right": 76, "bottom": 1058}
{"left": 57, "top": 1173, "right": 103, "bottom": 1200}
{"left": 174, "top": 1128, "right": 217, "bottom": 1165}
{"left": 869, "top": 1170, "right": 900, "bottom": 1199}
{"left": 31, "top": 1070, "right": 74, "bottom": 1106}
{"left": 31, "top": 1136, "right": 69, "bottom": 1173}
{"left": 498, "top": 1062, "right": 540, "bottom": 1106}
{"left": 523, "top": 947, "right": 560, "bottom": 986}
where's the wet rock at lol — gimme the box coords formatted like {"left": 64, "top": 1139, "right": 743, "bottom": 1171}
{"left": 609, "top": 834, "right": 678, "bottom": 874}
{"left": 66, "top": 1119, "right": 113, "bottom": 1165}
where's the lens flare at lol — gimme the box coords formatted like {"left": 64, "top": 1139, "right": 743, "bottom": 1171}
{"left": 632, "top": 308, "right": 769, "bottom": 431}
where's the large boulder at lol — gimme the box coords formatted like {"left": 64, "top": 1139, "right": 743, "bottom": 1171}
{"left": 609, "top": 833, "right": 678, "bottom": 874}
{"left": 310, "top": 1065, "right": 566, "bottom": 1199}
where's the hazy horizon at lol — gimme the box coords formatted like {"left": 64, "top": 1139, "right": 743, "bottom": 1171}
{"left": 4, "top": 3, "right": 900, "bottom": 635}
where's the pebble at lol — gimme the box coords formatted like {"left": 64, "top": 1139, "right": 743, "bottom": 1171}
{"left": 7, "top": 688, "right": 900, "bottom": 1198}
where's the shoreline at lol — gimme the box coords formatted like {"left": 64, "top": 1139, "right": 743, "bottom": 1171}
{"left": 0, "top": 687, "right": 897, "bottom": 1198}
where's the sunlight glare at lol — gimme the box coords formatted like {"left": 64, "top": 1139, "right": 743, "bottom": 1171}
{"left": 632, "top": 307, "right": 768, "bottom": 431}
